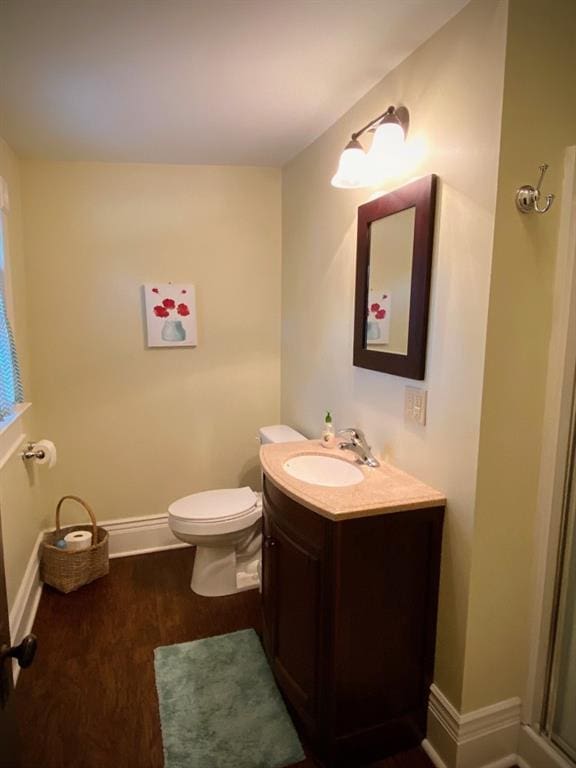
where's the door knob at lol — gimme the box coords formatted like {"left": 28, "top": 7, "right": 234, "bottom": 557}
{"left": 1, "top": 634, "right": 38, "bottom": 669}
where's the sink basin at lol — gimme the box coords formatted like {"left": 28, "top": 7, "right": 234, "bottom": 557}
{"left": 282, "top": 454, "right": 364, "bottom": 487}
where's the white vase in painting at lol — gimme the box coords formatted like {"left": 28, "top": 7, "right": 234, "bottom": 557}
{"left": 366, "top": 320, "right": 381, "bottom": 341}
{"left": 161, "top": 319, "right": 186, "bottom": 343}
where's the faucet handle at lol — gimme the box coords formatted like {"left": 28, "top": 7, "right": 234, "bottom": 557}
{"left": 336, "top": 428, "right": 379, "bottom": 467}
{"left": 337, "top": 428, "right": 369, "bottom": 447}
{"left": 337, "top": 428, "right": 358, "bottom": 439}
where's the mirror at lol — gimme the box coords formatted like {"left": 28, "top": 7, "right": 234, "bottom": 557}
{"left": 366, "top": 207, "right": 415, "bottom": 356}
{"left": 353, "top": 174, "right": 437, "bottom": 379}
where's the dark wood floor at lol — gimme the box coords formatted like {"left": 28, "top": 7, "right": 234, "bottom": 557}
{"left": 15, "top": 549, "right": 434, "bottom": 768}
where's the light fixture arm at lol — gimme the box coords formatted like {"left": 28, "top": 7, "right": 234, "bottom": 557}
{"left": 351, "top": 106, "right": 396, "bottom": 142}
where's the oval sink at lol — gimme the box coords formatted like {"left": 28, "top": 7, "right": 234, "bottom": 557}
{"left": 283, "top": 454, "right": 364, "bottom": 487}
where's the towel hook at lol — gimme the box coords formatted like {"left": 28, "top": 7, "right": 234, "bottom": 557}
{"left": 516, "top": 163, "right": 555, "bottom": 214}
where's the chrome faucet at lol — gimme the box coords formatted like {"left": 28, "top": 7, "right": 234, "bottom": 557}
{"left": 337, "top": 428, "right": 380, "bottom": 468}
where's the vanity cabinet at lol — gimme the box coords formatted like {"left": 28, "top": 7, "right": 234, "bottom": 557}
{"left": 261, "top": 473, "right": 444, "bottom": 767}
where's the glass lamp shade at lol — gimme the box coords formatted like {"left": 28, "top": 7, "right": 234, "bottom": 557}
{"left": 367, "top": 120, "right": 405, "bottom": 161}
{"left": 331, "top": 140, "right": 369, "bottom": 189}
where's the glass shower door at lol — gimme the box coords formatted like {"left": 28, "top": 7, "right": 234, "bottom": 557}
{"left": 544, "top": 421, "right": 576, "bottom": 763}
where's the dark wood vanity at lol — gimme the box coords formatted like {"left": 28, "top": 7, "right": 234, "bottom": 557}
{"left": 261, "top": 472, "right": 444, "bottom": 767}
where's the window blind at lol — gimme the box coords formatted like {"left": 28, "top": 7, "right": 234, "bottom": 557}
{"left": 0, "top": 190, "right": 24, "bottom": 420}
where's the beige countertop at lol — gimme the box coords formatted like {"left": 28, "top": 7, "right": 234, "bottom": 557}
{"left": 260, "top": 440, "right": 446, "bottom": 521}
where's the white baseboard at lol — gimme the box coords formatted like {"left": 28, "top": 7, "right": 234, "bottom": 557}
{"left": 100, "top": 513, "right": 188, "bottom": 559}
{"left": 426, "top": 684, "right": 522, "bottom": 768}
{"left": 423, "top": 738, "right": 449, "bottom": 767}
{"left": 422, "top": 740, "right": 519, "bottom": 768}
{"left": 8, "top": 531, "right": 43, "bottom": 685}
{"left": 517, "top": 724, "right": 574, "bottom": 768}
{"left": 8, "top": 513, "right": 186, "bottom": 686}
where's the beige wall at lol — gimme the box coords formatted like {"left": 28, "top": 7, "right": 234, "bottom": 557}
{"left": 462, "top": 0, "right": 576, "bottom": 711}
{"left": 0, "top": 137, "right": 42, "bottom": 613}
{"left": 21, "top": 161, "right": 281, "bottom": 528}
{"left": 281, "top": 0, "right": 507, "bottom": 708}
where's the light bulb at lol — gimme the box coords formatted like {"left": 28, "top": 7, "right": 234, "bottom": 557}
{"left": 331, "top": 140, "right": 369, "bottom": 189}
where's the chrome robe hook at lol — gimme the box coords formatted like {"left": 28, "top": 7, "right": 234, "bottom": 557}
{"left": 516, "top": 163, "right": 555, "bottom": 214}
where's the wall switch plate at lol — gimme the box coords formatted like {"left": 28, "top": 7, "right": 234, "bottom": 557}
{"left": 405, "top": 386, "right": 427, "bottom": 425}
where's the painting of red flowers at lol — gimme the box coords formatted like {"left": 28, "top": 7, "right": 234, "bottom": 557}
{"left": 366, "top": 290, "right": 391, "bottom": 346}
{"left": 144, "top": 283, "right": 197, "bottom": 348}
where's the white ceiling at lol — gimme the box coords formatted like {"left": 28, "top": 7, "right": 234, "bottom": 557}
{"left": 0, "top": 0, "right": 469, "bottom": 166}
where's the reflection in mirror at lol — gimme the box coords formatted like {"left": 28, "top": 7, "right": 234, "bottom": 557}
{"left": 366, "top": 207, "right": 415, "bottom": 355}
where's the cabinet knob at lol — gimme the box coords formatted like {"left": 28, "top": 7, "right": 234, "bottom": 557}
{"left": 264, "top": 537, "right": 277, "bottom": 549}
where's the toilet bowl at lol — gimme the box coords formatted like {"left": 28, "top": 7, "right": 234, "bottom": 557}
{"left": 168, "top": 424, "right": 306, "bottom": 597}
{"left": 169, "top": 487, "right": 263, "bottom": 596}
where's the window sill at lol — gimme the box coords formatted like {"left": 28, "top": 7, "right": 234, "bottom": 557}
{"left": 0, "top": 403, "right": 32, "bottom": 468}
{"left": 0, "top": 402, "right": 31, "bottom": 437}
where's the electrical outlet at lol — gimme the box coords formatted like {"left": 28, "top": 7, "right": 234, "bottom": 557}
{"left": 405, "top": 386, "right": 427, "bottom": 425}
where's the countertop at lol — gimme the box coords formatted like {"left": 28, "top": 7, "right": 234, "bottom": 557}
{"left": 260, "top": 440, "right": 446, "bottom": 521}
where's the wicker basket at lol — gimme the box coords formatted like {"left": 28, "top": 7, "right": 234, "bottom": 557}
{"left": 40, "top": 495, "right": 109, "bottom": 593}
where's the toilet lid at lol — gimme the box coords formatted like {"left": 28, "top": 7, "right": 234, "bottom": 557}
{"left": 168, "top": 487, "right": 258, "bottom": 523}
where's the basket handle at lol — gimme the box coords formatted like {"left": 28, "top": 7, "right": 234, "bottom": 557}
{"left": 55, "top": 495, "right": 98, "bottom": 546}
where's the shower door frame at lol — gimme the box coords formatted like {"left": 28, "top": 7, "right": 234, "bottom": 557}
{"left": 523, "top": 145, "right": 576, "bottom": 767}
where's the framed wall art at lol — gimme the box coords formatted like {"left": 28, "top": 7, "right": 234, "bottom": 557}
{"left": 143, "top": 283, "right": 197, "bottom": 348}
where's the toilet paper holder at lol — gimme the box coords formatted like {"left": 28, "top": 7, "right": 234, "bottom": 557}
{"left": 22, "top": 442, "right": 46, "bottom": 461}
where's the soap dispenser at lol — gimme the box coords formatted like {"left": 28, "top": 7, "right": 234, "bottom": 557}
{"left": 321, "top": 411, "right": 335, "bottom": 448}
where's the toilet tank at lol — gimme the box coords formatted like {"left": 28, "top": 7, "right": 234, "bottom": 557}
{"left": 258, "top": 424, "right": 307, "bottom": 444}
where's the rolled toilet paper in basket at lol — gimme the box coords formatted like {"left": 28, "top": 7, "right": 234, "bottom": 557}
{"left": 33, "top": 439, "right": 57, "bottom": 468}
{"left": 64, "top": 530, "right": 92, "bottom": 552}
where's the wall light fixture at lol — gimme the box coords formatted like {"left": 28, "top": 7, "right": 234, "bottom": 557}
{"left": 331, "top": 105, "right": 409, "bottom": 189}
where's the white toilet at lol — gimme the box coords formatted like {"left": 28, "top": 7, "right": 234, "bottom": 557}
{"left": 168, "top": 424, "right": 306, "bottom": 597}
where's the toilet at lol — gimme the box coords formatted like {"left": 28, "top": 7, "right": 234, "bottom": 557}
{"left": 168, "top": 424, "right": 307, "bottom": 597}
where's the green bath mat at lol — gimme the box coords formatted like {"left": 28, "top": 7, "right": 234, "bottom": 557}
{"left": 154, "top": 629, "right": 305, "bottom": 768}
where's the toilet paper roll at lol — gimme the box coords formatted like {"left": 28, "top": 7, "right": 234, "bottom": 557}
{"left": 33, "top": 439, "right": 57, "bottom": 468}
{"left": 64, "top": 530, "right": 92, "bottom": 552}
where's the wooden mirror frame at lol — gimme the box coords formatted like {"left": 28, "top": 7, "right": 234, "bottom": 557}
{"left": 353, "top": 174, "right": 437, "bottom": 379}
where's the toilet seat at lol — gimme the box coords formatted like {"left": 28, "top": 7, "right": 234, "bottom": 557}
{"left": 169, "top": 487, "right": 262, "bottom": 536}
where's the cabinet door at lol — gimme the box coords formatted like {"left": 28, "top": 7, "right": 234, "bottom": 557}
{"left": 263, "top": 515, "right": 322, "bottom": 720}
